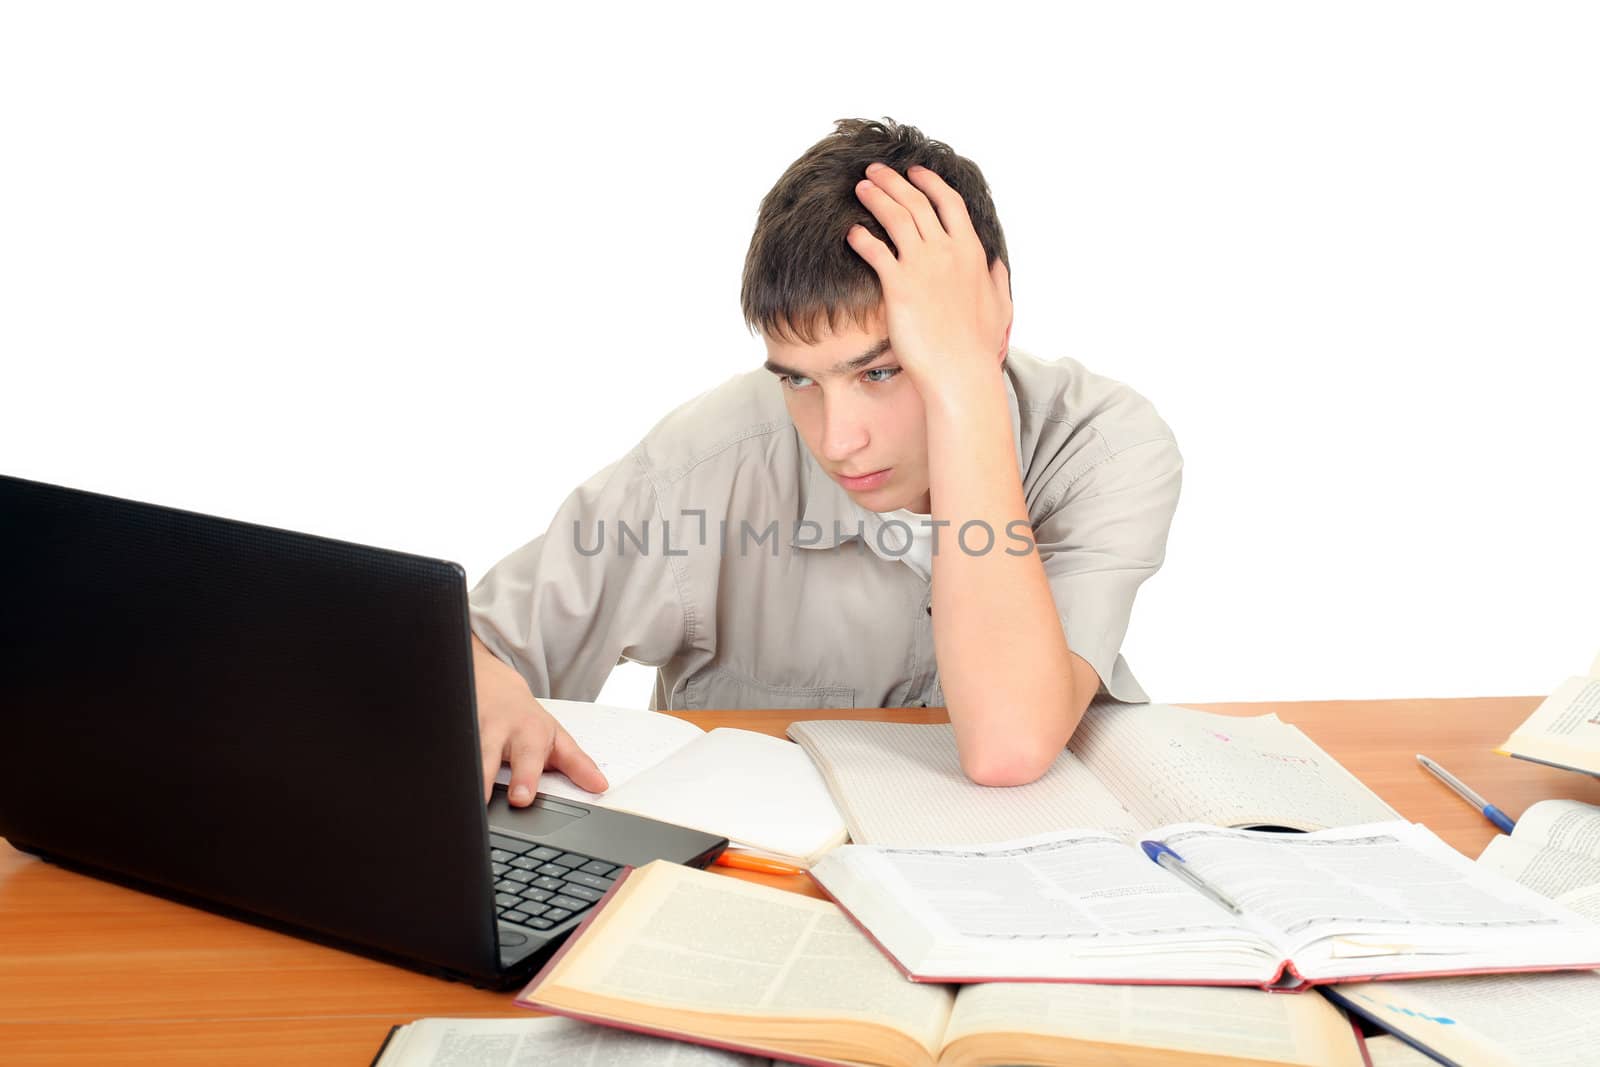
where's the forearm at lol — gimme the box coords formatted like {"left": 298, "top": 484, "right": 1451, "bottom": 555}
{"left": 925, "top": 369, "right": 1080, "bottom": 786}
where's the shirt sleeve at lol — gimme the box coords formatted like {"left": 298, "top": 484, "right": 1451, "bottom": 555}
{"left": 1032, "top": 436, "right": 1183, "bottom": 704}
{"left": 467, "top": 445, "right": 690, "bottom": 701}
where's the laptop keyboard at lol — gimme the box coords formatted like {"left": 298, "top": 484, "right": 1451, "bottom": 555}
{"left": 488, "top": 832, "right": 619, "bottom": 932}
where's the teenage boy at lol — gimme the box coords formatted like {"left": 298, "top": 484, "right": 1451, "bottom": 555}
{"left": 469, "top": 118, "right": 1182, "bottom": 802}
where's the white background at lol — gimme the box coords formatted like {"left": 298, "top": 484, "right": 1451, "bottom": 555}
{"left": 3, "top": 2, "right": 1595, "bottom": 708}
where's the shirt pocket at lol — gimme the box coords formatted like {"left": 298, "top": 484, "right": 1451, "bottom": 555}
{"left": 683, "top": 666, "right": 855, "bottom": 711}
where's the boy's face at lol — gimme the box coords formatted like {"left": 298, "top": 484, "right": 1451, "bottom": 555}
{"left": 763, "top": 307, "right": 933, "bottom": 515}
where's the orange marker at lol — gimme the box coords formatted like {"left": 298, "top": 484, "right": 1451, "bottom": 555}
{"left": 712, "top": 850, "right": 806, "bottom": 876}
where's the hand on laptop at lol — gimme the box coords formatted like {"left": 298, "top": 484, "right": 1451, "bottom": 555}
{"left": 471, "top": 634, "right": 608, "bottom": 805}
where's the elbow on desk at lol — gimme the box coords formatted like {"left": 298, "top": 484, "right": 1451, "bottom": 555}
{"left": 957, "top": 741, "right": 1057, "bottom": 788}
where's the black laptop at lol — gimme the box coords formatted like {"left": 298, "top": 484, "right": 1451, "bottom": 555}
{"left": 0, "top": 474, "right": 726, "bottom": 988}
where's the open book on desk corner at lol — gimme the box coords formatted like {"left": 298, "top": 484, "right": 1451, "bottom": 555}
{"left": 493, "top": 698, "right": 846, "bottom": 867}
{"left": 1320, "top": 797, "right": 1600, "bottom": 1067}
{"left": 787, "top": 700, "right": 1401, "bottom": 848}
{"left": 1496, "top": 649, "right": 1600, "bottom": 777}
{"left": 809, "top": 820, "right": 1600, "bottom": 990}
{"left": 516, "top": 859, "right": 1369, "bottom": 1067}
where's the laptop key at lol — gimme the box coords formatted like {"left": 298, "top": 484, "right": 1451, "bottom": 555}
{"left": 559, "top": 883, "right": 604, "bottom": 903}
{"left": 489, "top": 849, "right": 514, "bottom": 864}
{"left": 525, "top": 916, "right": 555, "bottom": 930}
{"left": 578, "top": 860, "right": 616, "bottom": 876}
{"left": 506, "top": 869, "right": 536, "bottom": 884}
{"left": 531, "top": 876, "right": 566, "bottom": 892}
{"left": 536, "top": 862, "right": 569, "bottom": 877}
{"left": 495, "top": 878, "right": 522, "bottom": 893}
{"left": 491, "top": 861, "right": 510, "bottom": 876}
{"left": 489, "top": 833, "right": 536, "bottom": 854}
{"left": 519, "top": 886, "right": 553, "bottom": 902}
{"left": 494, "top": 892, "right": 523, "bottom": 910}
{"left": 543, "top": 907, "right": 573, "bottom": 922}
{"left": 519, "top": 901, "right": 549, "bottom": 917}
{"left": 548, "top": 893, "right": 588, "bottom": 911}
{"left": 551, "top": 852, "right": 589, "bottom": 868}
{"left": 509, "top": 856, "right": 539, "bottom": 871}
{"left": 528, "top": 846, "right": 562, "bottom": 861}
{"left": 562, "top": 870, "right": 615, "bottom": 893}
{"left": 503, "top": 909, "right": 530, "bottom": 924}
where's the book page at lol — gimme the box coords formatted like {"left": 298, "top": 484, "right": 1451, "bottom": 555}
{"left": 523, "top": 861, "right": 954, "bottom": 1063}
{"left": 1553, "top": 883, "right": 1600, "bottom": 923}
{"left": 378, "top": 1016, "right": 769, "bottom": 1066}
{"left": 491, "top": 698, "right": 706, "bottom": 800}
{"left": 1510, "top": 798, "right": 1600, "bottom": 859}
{"left": 1161, "top": 822, "right": 1600, "bottom": 979}
{"left": 1069, "top": 701, "right": 1399, "bottom": 832}
{"left": 1503, "top": 677, "right": 1600, "bottom": 772}
{"left": 1477, "top": 835, "right": 1600, "bottom": 898}
{"left": 1336, "top": 970, "right": 1600, "bottom": 1067}
{"left": 1361, "top": 1035, "right": 1440, "bottom": 1067}
{"left": 940, "top": 982, "right": 1362, "bottom": 1067}
{"left": 598, "top": 728, "right": 847, "bottom": 864}
{"left": 810, "top": 831, "right": 1279, "bottom": 983}
{"left": 785, "top": 719, "right": 1138, "bottom": 846}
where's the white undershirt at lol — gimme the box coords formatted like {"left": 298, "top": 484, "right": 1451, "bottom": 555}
{"left": 855, "top": 374, "right": 1024, "bottom": 582}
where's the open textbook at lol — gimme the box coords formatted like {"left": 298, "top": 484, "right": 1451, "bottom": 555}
{"left": 1476, "top": 798, "right": 1600, "bottom": 920}
{"left": 1321, "top": 797, "right": 1600, "bottom": 1066}
{"left": 517, "top": 859, "right": 1365, "bottom": 1067}
{"left": 373, "top": 1015, "right": 768, "bottom": 1066}
{"left": 494, "top": 699, "right": 846, "bottom": 865}
{"left": 808, "top": 821, "right": 1600, "bottom": 989}
{"left": 1497, "top": 650, "right": 1600, "bottom": 776}
{"left": 787, "top": 701, "right": 1398, "bottom": 847}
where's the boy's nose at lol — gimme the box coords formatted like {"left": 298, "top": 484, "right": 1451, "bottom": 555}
{"left": 819, "top": 398, "right": 869, "bottom": 464}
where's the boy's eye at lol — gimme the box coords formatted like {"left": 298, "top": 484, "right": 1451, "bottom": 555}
{"left": 781, "top": 374, "right": 815, "bottom": 390}
{"left": 863, "top": 366, "right": 900, "bottom": 384}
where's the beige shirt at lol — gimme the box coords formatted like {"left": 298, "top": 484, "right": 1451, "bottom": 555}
{"left": 469, "top": 346, "right": 1183, "bottom": 711}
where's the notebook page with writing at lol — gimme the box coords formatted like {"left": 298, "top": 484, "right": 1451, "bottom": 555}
{"left": 785, "top": 719, "right": 1138, "bottom": 846}
{"left": 1068, "top": 701, "right": 1399, "bottom": 831}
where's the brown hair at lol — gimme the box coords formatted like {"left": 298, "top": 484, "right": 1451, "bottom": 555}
{"left": 740, "top": 117, "right": 1009, "bottom": 345}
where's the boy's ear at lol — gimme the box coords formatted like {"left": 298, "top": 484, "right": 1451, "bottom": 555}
{"left": 1000, "top": 320, "right": 1013, "bottom": 362}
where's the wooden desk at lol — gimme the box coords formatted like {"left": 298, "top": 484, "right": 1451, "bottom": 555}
{"left": 4, "top": 696, "right": 1598, "bottom": 1064}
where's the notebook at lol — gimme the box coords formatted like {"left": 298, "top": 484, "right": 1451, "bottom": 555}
{"left": 786, "top": 700, "right": 1399, "bottom": 847}
{"left": 495, "top": 699, "right": 847, "bottom": 866}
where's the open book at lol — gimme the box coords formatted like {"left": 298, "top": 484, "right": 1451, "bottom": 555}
{"left": 787, "top": 701, "right": 1398, "bottom": 847}
{"left": 1496, "top": 651, "right": 1600, "bottom": 776}
{"left": 494, "top": 699, "right": 847, "bottom": 866}
{"left": 807, "top": 821, "right": 1600, "bottom": 989}
{"left": 373, "top": 1015, "right": 768, "bottom": 1066}
{"left": 1324, "top": 813, "right": 1600, "bottom": 1067}
{"left": 1476, "top": 798, "right": 1600, "bottom": 920}
{"left": 517, "top": 859, "right": 1366, "bottom": 1067}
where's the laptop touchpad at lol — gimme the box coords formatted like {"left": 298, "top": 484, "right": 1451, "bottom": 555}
{"left": 489, "top": 792, "right": 589, "bottom": 836}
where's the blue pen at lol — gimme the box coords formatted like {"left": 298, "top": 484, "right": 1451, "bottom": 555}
{"left": 1416, "top": 754, "right": 1516, "bottom": 833}
{"left": 1140, "top": 839, "right": 1244, "bottom": 915}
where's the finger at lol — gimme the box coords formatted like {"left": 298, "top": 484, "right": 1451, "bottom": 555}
{"left": 864, "top": 162, "right": 945, "bottom": 241}
{"left": 905, "top": 164, "right": 976, "bottom": 241}
{"left": 480, "top": 727, "right": 509, "bottom": 804}
{"left": 548, "top": 725, "right": 609, "bottom": 794}
{"left": 991, "top": 255, "right": 1012, "bottom": 307}
{"left": 854, "top": 177, "right": 922, "bottom": 254}
{"left": 504, "top": 718, "right": 555, "bottom": 806}
{"left": 846, "top": 224, "right": 898, "bottom": 279}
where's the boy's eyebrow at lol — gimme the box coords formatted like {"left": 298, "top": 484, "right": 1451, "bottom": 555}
{"left": 763, "top": 338, "right": 893, "bottom": 379}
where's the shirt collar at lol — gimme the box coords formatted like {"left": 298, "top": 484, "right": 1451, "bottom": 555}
{"left": 791, "top": 367, "right": 1025, "bottom": 551}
